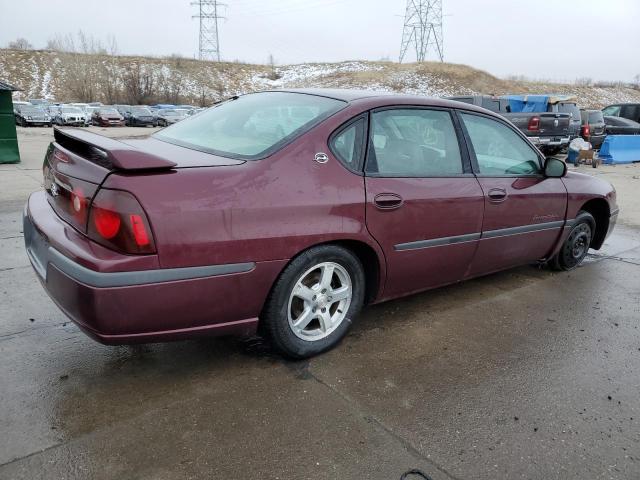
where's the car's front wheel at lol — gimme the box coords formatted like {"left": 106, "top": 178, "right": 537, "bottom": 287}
{"left": 262, "top": 245, "right": 365, "bottom": 358}
{"left": 550, "top": 210, "right": 595, "bottom": 271}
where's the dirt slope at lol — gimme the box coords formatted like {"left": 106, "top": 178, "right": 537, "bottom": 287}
{"left": 1, "top": 48, "right": 638, "bottom": 108}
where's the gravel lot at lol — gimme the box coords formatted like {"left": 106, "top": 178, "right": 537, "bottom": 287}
{"left": 1, "top": 126, "right": 640, "bottom": 480}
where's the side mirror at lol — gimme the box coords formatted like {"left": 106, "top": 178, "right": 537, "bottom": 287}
{"left": 544, "top": 157, "right": 567, "bottom": 178}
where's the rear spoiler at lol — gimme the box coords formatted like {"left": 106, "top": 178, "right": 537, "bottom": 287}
{"left": 53, "top": 127, "right": 177, "bottom": 170}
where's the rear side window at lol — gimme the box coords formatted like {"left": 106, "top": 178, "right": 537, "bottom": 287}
{"left": 461, "top": 113, "right": 541, "bottom": 176}
{"left": 366, "top": 109, "right": 463, "bottom": 177}
{"left": 480, "top": 98, "right": 501, "bottom": 112}
{"left": 330, "top": 117, "right": 366, "bottom": 171}
{"left": 154, "top": 92, "right": 346, "bottom": 160}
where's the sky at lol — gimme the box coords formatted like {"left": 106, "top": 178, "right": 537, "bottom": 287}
{"left": 0, "top": 0, "right": 638, "bottom": 82}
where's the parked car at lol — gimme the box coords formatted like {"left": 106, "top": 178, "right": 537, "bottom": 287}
{"left": 114, "top": 104, "right": 131, "bottom": 117}
{"left": 84, "top": 106, "right": 100, "bottom": 125}
{"left": 54, "top": 106, "right": 87, "bottom": 127}
{"left": 156, "top": 108, "right": 189, "bottom": 126}
{"left": 91, "top": 107, "right": 125, "bottom": 127}
{"left": 125, "top": 106, "right": 157, "bottom": 127}
{"left": 24, "top": 90, "right": 618, "bottom": 358}
{"left": 12, "top": 100, "right": 30, "bottom": 113}
{"left": 602, "top": 103, "right": 640, "bottom": 123}
{"left": 15, "top": 105, "right": 51, "bottom": 127}
{"left": 580, "top": 110, "right": 606, "bottom": 149}
{"left": 47, "top": 105, "right": 62, "bottom": 117}
{"left": 604, "top": 115, "right": 640, "bottom": 135}
{"left": 448, "top": 95, "right": 572, "bottom": 154}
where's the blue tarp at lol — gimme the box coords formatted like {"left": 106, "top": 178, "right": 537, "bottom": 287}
{"left": 503, "top": 95, "right": 549, "bottom": 113}
{"left": 599, "top": 135, "right": 640, "bottom": 164}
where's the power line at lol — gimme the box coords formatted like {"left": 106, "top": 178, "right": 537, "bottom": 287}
{"left": 399, "top": 0, "right": 444, "bottom": 63}
{"left": 192, "top": 0, "right": 226, "bottom": 62}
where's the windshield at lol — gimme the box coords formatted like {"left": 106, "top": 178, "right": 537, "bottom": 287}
{"left": 131, "top": 108, "right": 152, "bottom": 115}
{"left": 62, "top": 107, "right": 82, "bottom": 114}
{"left": 99, "top": 108, "right": 118, "bottom": 114}
{"left": 154, "top": 92, "right": 346, "bottom": 159}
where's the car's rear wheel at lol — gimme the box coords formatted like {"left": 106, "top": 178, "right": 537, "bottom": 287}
{"left": 550, "top": 210, "right": 595, "bottom": 271}
{"left": 262, "top": 245, "right": 365, "bottom": 358}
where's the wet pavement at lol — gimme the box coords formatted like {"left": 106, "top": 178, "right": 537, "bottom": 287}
{"left": 1, "top": 128, "right": 640, "bottom": 479}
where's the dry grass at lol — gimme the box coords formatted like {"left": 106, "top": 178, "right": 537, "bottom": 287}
{"left": 1, "top": 48, "right": 639, "bottom": 108}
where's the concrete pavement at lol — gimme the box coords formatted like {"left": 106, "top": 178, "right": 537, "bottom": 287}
{"left": 1, "top": 127, "right": 639, "bottom": 480}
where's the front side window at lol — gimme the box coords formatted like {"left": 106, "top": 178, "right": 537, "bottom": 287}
{"left": 461, "top": 113, "right": 541, "bottom": 176}
{"left": 366, "top": 109, "right": 463, "bottom": 177}
{"left": 602, "top": 105, "right": 621, "bottom": 117}
{"left": 154, "top": 92, "right": 346, "bottom": 160}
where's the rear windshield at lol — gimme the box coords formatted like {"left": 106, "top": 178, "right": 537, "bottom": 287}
{"left": 154, "top": 92, "right": 346, "bottom": 160}
{"left": 587, "top": 111, "right": 604, "bottom": 124}
{"left": 558, "top": 103, "right": 581, "bottom": 121}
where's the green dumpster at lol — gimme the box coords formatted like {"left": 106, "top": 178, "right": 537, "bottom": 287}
{"left": 0, "top": 80, "right": 21, "bottom": 164}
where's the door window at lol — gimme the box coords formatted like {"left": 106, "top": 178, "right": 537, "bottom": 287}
{"left": 460, "top": 113, "right": 541, "bottom": 176}
{"left": 621, "top": 105, "right": 640, "bottom": 122}
{"left": 602, "top": 105, "right": 621, "bottom": 117}
{"left": 366, "top": 109, "right": 463, "bottom": 176}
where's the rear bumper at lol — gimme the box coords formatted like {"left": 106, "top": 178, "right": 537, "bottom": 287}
{"left": 529, "top": 136, "right": 571, "bottom": 147}
{"left": 24, "top": 192, "right": 285, "bottom": 344}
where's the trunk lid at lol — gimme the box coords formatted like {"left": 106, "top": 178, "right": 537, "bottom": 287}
{"left": 44, "top": 128, "right": 245, "bottom": 233}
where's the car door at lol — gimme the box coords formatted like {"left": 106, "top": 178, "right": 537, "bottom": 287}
{"left": 363, "top": 107, "right": 485, "bottom": 299}
{"left": 458, "top": 111, "right": 568, "bottom": 276}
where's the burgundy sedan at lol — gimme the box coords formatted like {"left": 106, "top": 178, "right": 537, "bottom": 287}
{"left": 24, "top": 89, "right": 618, "bottom": 358}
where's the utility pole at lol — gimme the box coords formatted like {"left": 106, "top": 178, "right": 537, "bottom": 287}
{"left": 192, "top": 0, "right": 225, "bottom": 62}
{"left": 399, "top": 0, "right": 444, "bottom": 63}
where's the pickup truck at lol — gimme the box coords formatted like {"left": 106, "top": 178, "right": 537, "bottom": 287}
{"left": 448, "top": 95, "right": 572, "bottom": 154}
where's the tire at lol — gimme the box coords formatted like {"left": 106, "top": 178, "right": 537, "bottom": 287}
{"left": 550, "top": 211, "right": 596, "bottom": 271}
{"left": 262, "top": 245, "right": 366, "bottom": 359}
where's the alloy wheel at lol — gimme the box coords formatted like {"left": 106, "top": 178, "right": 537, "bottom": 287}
{"left": 287, "top": 262, "right": 352, "bottom": 341}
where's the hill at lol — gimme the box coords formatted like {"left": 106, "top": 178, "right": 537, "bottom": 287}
{"left": 1, "top": 48, "right": 639, "bottom": 108}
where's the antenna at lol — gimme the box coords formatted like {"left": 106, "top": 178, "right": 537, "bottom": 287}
{"left": 399, "top": 0, "right": 444, "bottom": 63}
{"left": 192, "top": 0, "right": 225, "bottom": 62}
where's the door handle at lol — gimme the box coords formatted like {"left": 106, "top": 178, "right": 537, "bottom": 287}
{"left": 374, "top": 193, "right": 403, "bottom": 210}
{"left": 487, "top": 188, "right": 507, "bottom": 203}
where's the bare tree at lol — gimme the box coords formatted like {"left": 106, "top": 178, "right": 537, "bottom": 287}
{"left": 122, "top": 62, "right": 156, "bottom": 104}
{"left": 266, "top": 53, "right": 280, "bottom": 80}
{"left": 8, "top": 38, "right": 32, "bottom": 50}
{"left": 98, "top": 36, "right": 121, "bottom": 104}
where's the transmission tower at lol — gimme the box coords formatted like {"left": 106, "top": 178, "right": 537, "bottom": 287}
{"left": 192, "top": 0, "right": 225, "bottom": 62}
{"left": 399, "top": 0, "right": 444, "bottom": 63}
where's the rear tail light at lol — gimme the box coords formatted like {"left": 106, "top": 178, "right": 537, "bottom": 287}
{"left": 527, "top": 116, "right": 540, "bottom": 132}
{"left": 87, "top": 188, "right": 156, "bottom": 254}
{"left": 581, "top": 124, "right": 591, "bottom": 138}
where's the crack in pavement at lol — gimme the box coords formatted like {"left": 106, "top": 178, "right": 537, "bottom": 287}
{"left": 301, "top": 364, "right": 463, "bottom": 480}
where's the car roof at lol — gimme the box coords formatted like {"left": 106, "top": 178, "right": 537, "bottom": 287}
{"left": 269, "top": 88, "right": 492, "bottom": 115}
